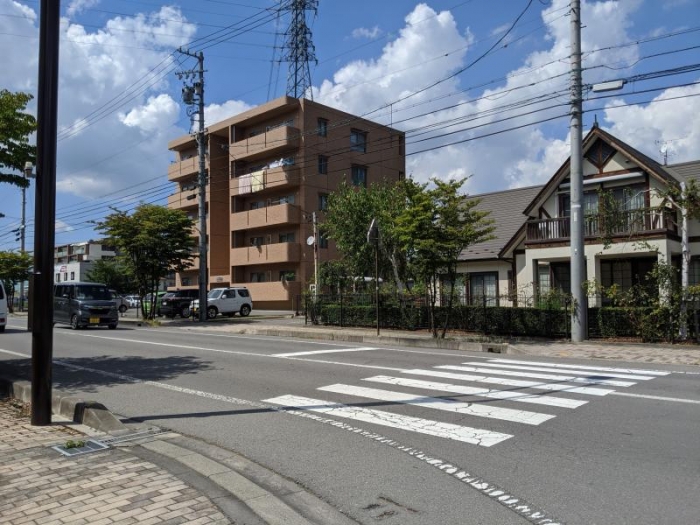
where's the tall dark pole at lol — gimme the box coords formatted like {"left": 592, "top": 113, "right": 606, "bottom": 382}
{"left": 31, "top": 0, "right": 60, "bottom": 426}
{"left": 569, "top": 0, "right": 587, "bottom": 342}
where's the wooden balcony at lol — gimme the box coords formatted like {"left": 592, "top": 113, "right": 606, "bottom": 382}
{"left": 230, "top": 242, "right": 301, "bottom": 266}
{"left": 168, "top": 156, "right": 200, "bottom": 182}
{"left": 229, "top": 126, "right": 300, "bottom": 161}
{"left": 230, "top": 165, "right": 299, "bottom": 196}
{"left": 526, "top": 208, "right": 677, "bottom": 244}
{"left": 231, "top": 203, "right": 300, "bottom": 231}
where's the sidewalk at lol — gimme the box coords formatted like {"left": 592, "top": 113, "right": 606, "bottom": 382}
{"left": 0, "top": 386, "right": 358, "bottom": 525}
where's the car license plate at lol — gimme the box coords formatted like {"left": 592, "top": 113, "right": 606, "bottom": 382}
{"left": 89, "top": 317, "right": 99, "bottom": 324}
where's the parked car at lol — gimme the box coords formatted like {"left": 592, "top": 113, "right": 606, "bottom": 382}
{"left": 53, "top": 282, "right": 118, "bottom": 330}
{"left": 143, "top": 291, "right": 170, "bottom": 316}
{"left": 160, "top": 289, "right": 200, "bottom": 318}
{"left": 125, "top": 295, "right": 141, "bottom": 308}
{"left": 0, "top": 281, "right": 7, "bottom": 333}
{"left": 191, "top": 287, "right": 253, "bottom": 319}
{"left": 109, "top": 290, "right": 129, "bottom": 314}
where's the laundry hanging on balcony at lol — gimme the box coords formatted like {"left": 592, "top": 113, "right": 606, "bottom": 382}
{"left": 250, "top": 169, "right": 266, "bottom": 193}
{"left": 238, "top": 173, "right": 252, "bottom": 194}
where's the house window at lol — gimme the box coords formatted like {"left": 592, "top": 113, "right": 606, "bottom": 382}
{"left": 70, "top": 272, "right": 75, "bottom": 280}
{"left": 55, "top": 273, "right": 60, "bottom": 283}
{"left": 280, "top": 270, "right": 296, "bottom": 281}
{"left": 600, "top": 258, "right": 656, "bottom": 304}
{"left": 351, "top": 165, "right": 367, "bottom": 187}
{"left": 317, "top": 118, "right": 328, "bottom": 137}
{"left": 585, "top": 139, "right": 616, "bottom": 169}
{"left": 318, "top": 193, "right": 329, "bottom": 211}
{"left": 318, "top": 155, "right": 328, "bottom": 175}
{"left": 690, "top": 258, "right": 700, "bottom": 286}
{"left": 279, "top": 232, "right": 295, "bottom": 243}
{"left": 469, "top": 273, "right": 498, "bottom": 306}
{"left": 538, "top": 264, "right": 551, "bottom": 296}
{"left": 64, "top": 272, "right": 68, "bottom": 282}
{"left": 250, "top": 272, "right": 266, "bottom": 282}
{"left": 250, "top": 236, "right": 264, "bottom": 246}
{"left": 350, "top": 129, "right": 367, "bottom": 153}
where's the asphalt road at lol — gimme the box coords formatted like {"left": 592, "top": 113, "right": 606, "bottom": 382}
{"left": 1, "top": 318, "right": 699, "bottom": 524}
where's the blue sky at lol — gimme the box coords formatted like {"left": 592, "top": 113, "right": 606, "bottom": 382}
{"left": 1, "top": 0, "right": 699, "bottom": 249}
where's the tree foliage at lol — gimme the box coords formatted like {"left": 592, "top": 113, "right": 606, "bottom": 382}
{"left": 86, "top": 257, "right": 138, "bottom": 293}
{"left": 95, "top": 204, "right": 196, "bottom": 318}
{"left": 0, "top": 90, "right": 37, "bottom": 204}
{"left": 0, "top": 251, "right": 33, "bottom": 312}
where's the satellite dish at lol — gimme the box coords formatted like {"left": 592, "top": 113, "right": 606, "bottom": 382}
{"left": 306, "top": 236, "right": 315, "bottom": 246}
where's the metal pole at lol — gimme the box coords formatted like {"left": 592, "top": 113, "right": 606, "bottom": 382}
{"left": 569, "top": 0, "right": 587, "bottom": 342}
{"left": 312, "top": 211, "right": 319, "bottom": 302}
{"left": 20, "top": 181, "right": 26, "bottom": 312}
{"left": 31, "top": 0, "right": 60, "bottom": 426}
{"left": 375, "top": 239, "right": 380, "bottom": 336}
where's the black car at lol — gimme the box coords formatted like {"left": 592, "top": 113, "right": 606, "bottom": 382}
{"left": 159, "top": 289, "right": 200, "bottom": 318}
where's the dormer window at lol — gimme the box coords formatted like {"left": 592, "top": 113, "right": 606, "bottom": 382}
{"left": 585, "top": 140, "right": 616, "bottom": 169}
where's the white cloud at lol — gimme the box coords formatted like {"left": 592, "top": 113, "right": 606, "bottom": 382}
{"left": 119, "top": 94, "right": 179, "bottom": 133}
{"left": 67, "top": 0, "right": 100, "bottom": 18}
{"left": 352, "top": 26, "right": 382, "bottom": 39}
{"left": 204, "top": 100, "right": 254, "bottom": 127}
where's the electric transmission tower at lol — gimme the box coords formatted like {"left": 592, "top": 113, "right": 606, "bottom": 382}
{"left": 281, "top": 0, "right": 318, "bottom": 99}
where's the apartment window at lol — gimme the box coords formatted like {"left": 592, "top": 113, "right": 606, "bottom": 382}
{"left": 319, "top": 232, "right": 329, "bottom": 249}
{"left": 280, "top": 270, "right": 296, "bottom": 281}
{"left": 64, "top": 272, "right": 68, "bottom": 282}
{"left": 250, "top": 236, "right": 264, "bottom": 247}
{"left": 55, "top": 273, "right": 60, "bottom": 283}
{"left": 250, "top": 272, "right": 266, "bottom": 282}
{"left": 279, "top": 232, "right": 295, "bottom": 243}
{"left": 250, "top": 201, "right": 264, "bottom": 210}
{"left": 70, "top": 272, "right": 75, "bottom": 280}
{"left": 318, "top": 155, "right": 328, "bottom": 174}
{"left": 351, "top": 165, "right": 367, "bottom": 187}
{"left": 350, "top": 129, "right": 367, "bottom": 152}
{"left": 318, "top": 193, "right": 329, "bottom": 211}
{"left": 317, "top": 118, "right": 328, "bottom": 137}
{"left": 182, "top": 278, "right": 191, "bottom": 286}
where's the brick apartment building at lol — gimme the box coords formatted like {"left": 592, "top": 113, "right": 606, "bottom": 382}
{"left": 167, "top": 96, "right": 406, "bottom": 309}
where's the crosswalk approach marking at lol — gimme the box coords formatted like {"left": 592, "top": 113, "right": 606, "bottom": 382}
{"left": 463, "top": 361, "right": 657, "bottom": 380}
{"left": 363, "top": 375, "right": 588, "bottom": 409}
{"left": 317, "top": 384, "right": 555, "bottom": 425}
{"left": 485, "top": 359, "right": 671, "bottom": 376}
{"left": 272, "top": 347, "right": 379, "bottom": 357}
{"left": 263, "top": 394, "right": 513, "bottom": 447}
{"left": 437, "top": 365, "right": 636, "bottom": 387}
{"left": 402, "top": 368, "right": 614, "bottom": 396}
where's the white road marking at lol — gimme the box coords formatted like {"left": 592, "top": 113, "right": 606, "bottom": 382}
{"left": 364, "top": 376, "right": 588, "bottom": 409}
{"left": 466, "top": 361, "right": 656, "bottom": 380}
{"left": 272, "top": 347, "right": 379, "bottom": 357}
{"left": 263, "top": 394, "right": 513, "bottom": 447}
{"left": 438, "top": 365, "right": 636, "bottom": 387}
{"left": 611, "top": 392, "right": 700, "bottom": 404}
{"left": 486, "top": 358, "right": 671, "bottom": 376}
{"left": 317, "top": 384, "right": 554, "bottom": 425}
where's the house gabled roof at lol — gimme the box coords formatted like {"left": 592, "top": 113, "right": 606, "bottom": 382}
{"left": 666, "top": 160, "right": 700, "bottom": 184}
{"left": 459, "top": 185, "right": 542, "bottom": 261}
{"left": 523, "top": 125, "right": 681, "bottom": 217}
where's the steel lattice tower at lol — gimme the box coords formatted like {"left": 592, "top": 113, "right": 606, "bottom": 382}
{"left": 282, "top": 0, "right": 318, "bottom": 99}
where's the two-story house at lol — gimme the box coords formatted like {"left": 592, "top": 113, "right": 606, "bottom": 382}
{"left": 457, "top": 125, "right": 700, "bottom": 308}
{"left": 167, "top": 96, "right": 406, "bottom": 309}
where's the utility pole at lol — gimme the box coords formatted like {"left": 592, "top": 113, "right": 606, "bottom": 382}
{"left": 177, "top": 49, "right": 208, "bottom": 322}
{"left": 312, "top": 212, "right": 319, "bottom": 302}
{"left": 20, "top": 162, "right": 35, "bottom": 312}
{"left": 569, "top": 0, "right": 587, "bottom": 342}
{"left": 680, "top": 181, "right": 689, "bottom": 340}
{"left": 31, "top": 0, "right": 61, "bottom": 426}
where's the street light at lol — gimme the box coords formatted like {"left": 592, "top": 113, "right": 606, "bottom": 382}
{"left": 20, "top": 161, "right": 35, "bottom": 313}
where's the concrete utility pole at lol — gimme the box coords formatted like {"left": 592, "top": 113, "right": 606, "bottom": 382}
{"left": 177, "top": 49, "right": 208, "bottom": 322}
{"left": 31, "top": 0, "right": 60, "bottom": 426}
{"left": 312, "top": 212, "right": 319, "bottom": 302}
{"left": 680, "top": 181, "right": 689, "bottom": 340}
{"left": 20, "top": 162, "right": 35, "bottom": 312}
{"left": 569, "top": 0, "right": 587, "bottom": 342}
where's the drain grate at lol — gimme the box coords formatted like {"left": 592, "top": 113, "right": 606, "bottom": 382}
{"left": 53, "top": 439, "right": 109, "bottom": 457}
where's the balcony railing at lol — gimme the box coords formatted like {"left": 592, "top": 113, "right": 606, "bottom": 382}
{"left": 231, "top": 203, "right": 300, "bottom": 231}
{"left": 526, "top": 208, "right": 677, "bottom": 243}
{"left": 229, "top": 126, "right": 300, "bottom": 161}
{"left": 168, "top": 156, "right": 200, "bottom": 182}
{"left": 230, "top": 164, "right": 298, "bottom": 196}
{"left": 230, "top": 242, "right": 301, "bottom": 266}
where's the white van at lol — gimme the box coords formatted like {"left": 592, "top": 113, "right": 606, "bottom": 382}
{"left": 0, "top": 281, "right": 7, "bottom": 332}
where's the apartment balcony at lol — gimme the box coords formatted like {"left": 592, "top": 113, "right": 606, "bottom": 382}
{"left": 230, "top": 242, "right": 301, "bottom": 266}
{"left": 231, "top": 203, "right": 300, "bottom": 231}
{"left": 229, "top": 126, "right": 300, "bottom": 162}
{"left": 525, "top": 208, "right": 678, "bottom": 244}
{"left": 237, "top": 280, "right": 302, "bottom": 303}
{"left": 230, "top": 164, "right": 299, "bottom": 196}
{"left": 168, "top": 156, "right": 201, "bottom": 182}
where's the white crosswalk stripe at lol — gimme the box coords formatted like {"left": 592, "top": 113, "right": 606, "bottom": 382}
{"left": 463, "top": 361, "right": 657, "bottom": 380}
{"left": 317, "top": 384, "right": 555, "bottom": 425}
{"left": 402, "top": 368, "right": 614, "bottom": 396}
{"left": 363, "top": 375, "right": 588, "bottom": 409}
{"left": 484, "top": 359, "right": 670, "bottom": 376}
{"left": 263, "top": 394, "right": 513, "bottom": 447}
{"left": 437, "top": 365, "right": 637, "bottom": 387}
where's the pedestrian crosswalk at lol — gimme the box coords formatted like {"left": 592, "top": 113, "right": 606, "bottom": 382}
{"left": 264, "top": 358, "right": 670, "bottom": 448}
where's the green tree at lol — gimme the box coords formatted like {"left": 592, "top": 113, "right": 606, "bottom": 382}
{"left": 324, "top": 181, "right": 408, "bottom": 291}
{"left": 0, "top": 251, "right": 33, "bottom": 313}
{"left": 95, "top": 205, "right": 196, "bottom": 319}
{"left": 86, "top": 257, "right": 138, "bottom": 293}
{"left": 1, "top": 90, "right": 37, "bottom": 218}
{"left": 395, "top": 178, "right": 494, "bottom": 338}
